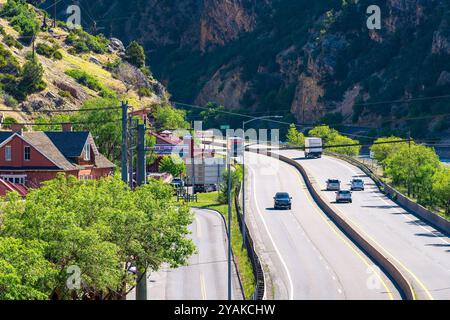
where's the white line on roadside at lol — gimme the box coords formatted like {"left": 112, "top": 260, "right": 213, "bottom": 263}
{"left": 248, "top": 165, "right": 295, "bottom": 300}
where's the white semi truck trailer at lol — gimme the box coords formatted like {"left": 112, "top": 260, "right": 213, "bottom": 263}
{"left": 304, "top": 137, "right": 323, "bottom": 159}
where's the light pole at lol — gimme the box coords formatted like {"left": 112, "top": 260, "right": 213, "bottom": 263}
{"left": 241, "top": 116, "right": 282, "bottom": 248}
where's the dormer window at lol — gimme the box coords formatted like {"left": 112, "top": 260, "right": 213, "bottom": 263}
{"left": 83, "top": 143, "right": 91, "bottom": 161}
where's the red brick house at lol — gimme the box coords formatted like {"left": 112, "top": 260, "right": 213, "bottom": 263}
{"left": 0, "top": 126, "right": 115, "bottom": 188}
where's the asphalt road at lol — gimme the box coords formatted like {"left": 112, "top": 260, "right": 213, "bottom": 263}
{"left": 279, "top": 150, "right": 450, "bottom": 300}
{"left": 127, "top": 208, "right": 242, "bottom": 300}
{"left": 244, "top": 151, "right": 399, "bottom": 300}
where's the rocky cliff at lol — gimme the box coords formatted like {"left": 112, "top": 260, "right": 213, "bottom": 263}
{"left": 54, "top": 0, "right": 450, "bottom": 136}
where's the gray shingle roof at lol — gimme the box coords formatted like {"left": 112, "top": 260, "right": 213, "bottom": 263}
{"left": 1, "top": 131, "right": 115, "bottom": 170}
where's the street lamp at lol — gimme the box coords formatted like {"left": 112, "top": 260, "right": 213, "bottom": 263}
{"left": 241, "top": 115, "right": 282, "bottom": 248}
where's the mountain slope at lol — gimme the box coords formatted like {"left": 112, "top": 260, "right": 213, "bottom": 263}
{"left": 52, "top": 0, "right": 449, "bottom": 137}
{"left": 0, "top": 0, "right": 169, "bottom": 126}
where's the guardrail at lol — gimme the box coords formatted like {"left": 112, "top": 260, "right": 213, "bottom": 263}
{"left": 328, "top": 152, "right": 450, "bottom": 235}
{"left": 234, "top": 189, "right": 265, "bottom": 300}
{"left": 261, "top": 149, "right": 415, "bottom": 300}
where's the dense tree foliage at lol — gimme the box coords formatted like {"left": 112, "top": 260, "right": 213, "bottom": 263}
{"left": 308, "top": 125, "right": 360, "bottom": 156}
{"left": 0, "top": 174, "right": 195, "bottom": 300}
{"left": 125, "top": 41, "right": 146, "bottom": 69}
{"left": 159, "top": 155, "right": 186, "bottom": 178}
{"left": 286, "top": 124, "right": 305, "bottom": 147}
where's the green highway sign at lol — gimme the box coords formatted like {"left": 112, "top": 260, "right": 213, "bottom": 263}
{"left": 220, "top": 125, "right": 230, "bottom": 130}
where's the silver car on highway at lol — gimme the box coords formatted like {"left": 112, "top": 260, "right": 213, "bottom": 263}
{"left": 336, "top": 190, "right": 353, "bottom": 203}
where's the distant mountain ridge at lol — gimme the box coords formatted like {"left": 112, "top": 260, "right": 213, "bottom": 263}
{"left": 52, "top": 0, "right": 450, "bottom": 137}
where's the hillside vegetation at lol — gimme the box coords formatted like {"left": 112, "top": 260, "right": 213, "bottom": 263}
{"left": 0, "top": 0, "right": 169, "bottom": 127}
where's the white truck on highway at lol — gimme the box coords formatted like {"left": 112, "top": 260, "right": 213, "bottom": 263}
{"left": 304, "top": 137, "right": 323, "bottom": 159}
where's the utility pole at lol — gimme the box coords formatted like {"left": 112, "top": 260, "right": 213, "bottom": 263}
{"left": 53, "top": 0, "right": 57, "bottom": 28}
{"left": 191, "top": 122, "right": 196, "bottom": 196}
{"left": 407, "top": 130, "right": 412, "bottom": 197}
{"left": 135, "top": 123, "right": 147, "bottom": 300}
{"left": 227, "top": 138, "right": 232, "bottom": 301}
{"left": 121, "top": 102, "right": 128, "bottom": 183}
{"left": 32, "top": 35, "right": 35, "bottom": 59}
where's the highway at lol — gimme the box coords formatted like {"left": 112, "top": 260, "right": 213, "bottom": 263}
{"left": 244, "top": 151, "right": 400, "bottom": 300}
{"left": 278, "top": 150, "right": 450, "bottom": 300}
{"left": 127, "top": 208, "right": 242, "bottom": 300}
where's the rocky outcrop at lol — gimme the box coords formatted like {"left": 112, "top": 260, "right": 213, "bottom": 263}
{"left": 195, "top": 65, "right": 249, "bottom": 108}
{"left": 199, "top": 0, "right": 257, "bottom": 51}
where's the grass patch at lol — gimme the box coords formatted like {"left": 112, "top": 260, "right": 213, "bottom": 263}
{"left": 184, "top": 191, "right": 256, "bottom": 299}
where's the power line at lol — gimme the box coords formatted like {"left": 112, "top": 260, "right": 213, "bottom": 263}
{"left": 11, "top": 119, "right": 121, "bottom": 126}
{"left": 354, "top": 94, "right": 450, "bottom": 107}
{"left": 0, "top": 106, "right": 122, "bottom": 113}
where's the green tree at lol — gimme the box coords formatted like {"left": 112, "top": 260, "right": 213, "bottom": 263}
{"left": 153, "top": 103, "right": 189, "bottom": 130}
{"left": 370, "top": 136, "right": 403, "bottom": 168}
{"left": 125, "top": 41, "right": 146, "bottom": 69}
{"left": 0, "top": 174, "right": 195, "bottom": 299}
{"left": 72, "top": 97, "right": 122, "bottom": 163}
{"left": 385, "top": 144, "right": 441, "bottom": 203}
{"left": 159, "top": 155, "right": 186, "bottom": 177}
{"left": 0, "top": 237, "right": 56, "bottom": 300}
{"left": 308, "top": 125, "right": 338, "bottom": 144}
{"left": 328, "top": 134, "right": 361, "bottom": 156}
{"left": 16, "top": 58, "right": 46, "bottom": 100}
{"left": 433, "top": 166, "right": 450, "bottom": 215}
{"left": 286, "top": 124, "right": 305, "bottom": 147}
{"left": 218, "top": 165, "right": 242, "bottom": 204}
{"left": 1, "top": 116, "right": 18, "bottom": 129}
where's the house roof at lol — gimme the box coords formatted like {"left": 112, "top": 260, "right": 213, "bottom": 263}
{"left": 0, "top": 178, "right": 28, "bottom": 198}
{"left": 0, "top": 131, "right": 115, "bottom": 170}
{"left": 150, "top": 131, "right": 182, "bottom": 145}
{"left": 0, "top": 132, "right": 13, "bottom": 144}
{"left": 45, "top": 132, "right": 90, "bottom": 158}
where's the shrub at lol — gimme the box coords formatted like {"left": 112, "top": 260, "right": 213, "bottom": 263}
{"left": 3, "top": 34, "right": 23, "bottom": 49}
{"left": 65, "top": 29, "right": 109, "bottom": 54}
{"left": 52, "top": 50, "right": 63, "bottom": 60}
{"left": 1, "top": 0, "right": 39, "bottom": 44}
{"left": 125, "top": 41, "right": 146, "bottom": 68}
{"left": 1, "top": 116, "right": 18, "bottom": 129}
{"left": 65, "top": 69, "right": 103, "bottom": 92}
{"left": 3, "top": 94, "right": 18, "bottom": 108}
{"left": 15, "top": 58, "right": 46, "bottom": 99}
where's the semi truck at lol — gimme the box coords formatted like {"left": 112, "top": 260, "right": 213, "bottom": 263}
{"left": 304, "top": 137, "right": 323, "bottom": 159}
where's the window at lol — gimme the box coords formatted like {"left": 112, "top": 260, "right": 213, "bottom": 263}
{"left": 24, "top": 146, "right": 31, "bottom": 161}
{"left": 84, "top": 143, "right": 91, "bottom": 161}
{"left": 1, "top": 175, "right": 26, "bottom": 185}
{"left": 5, "top": 145, "right": 11, "bottom": 161}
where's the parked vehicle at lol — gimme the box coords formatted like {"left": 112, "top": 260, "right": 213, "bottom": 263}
{"left": 326, "top": 179, "right": 341, "bottom": 191}
{"left": 273, "top": 192, "right": 292, "bottom": 210}
{"left": 350, "top": 178, "right": 365, "bottom": 191}
{"left": 336, "top": 190, "right": 353, "bottom": 203}
{"left": 194, "top": 184, "right": 218, "bottom": 193}
{"left": 171, "top": 178, "right": 185, "bottom": 189}
{"left": 305, "top": 137, "right": 323, "bottom": 159}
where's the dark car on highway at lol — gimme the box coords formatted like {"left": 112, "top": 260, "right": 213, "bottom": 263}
{"left": 274, "top": 192, "right": 292, "bottom": 210}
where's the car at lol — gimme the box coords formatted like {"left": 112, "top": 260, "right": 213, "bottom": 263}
{"left": 336, "top": 190, "right": 352, "bottom": 203}
{"left": 326, "top": 179, "right": 341, "bottom": 191}
{"left": 273, "top": 192, "right": 292, "bottom": 210}
{"left": 194, "top": 184, "right": 218, "bottom": 193}
{"left": 350, "top": 178, "right": 365, "bottom": 191}
{"left": 171, "top": 178, "right": 184, "bottom": 189}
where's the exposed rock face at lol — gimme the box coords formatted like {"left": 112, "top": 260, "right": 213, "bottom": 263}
{"left": 63, "top": 0, "right": 450, "bottom": 135}
{"left": 199, "top": 0, "right": 257, "bottom": 51}
{"left": 195, "top": 65, "right": 250, "bottom": 108}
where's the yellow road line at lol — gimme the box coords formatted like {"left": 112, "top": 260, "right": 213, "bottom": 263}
{"left": 288, "top": 166, "right": 395, "bottom": 300}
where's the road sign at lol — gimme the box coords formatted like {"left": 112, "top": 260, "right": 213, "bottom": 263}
{"left": 228, "top": 137, "right": 244, "bottom": 158}
{"left": 220, "top": 125, "right": 230, "bottom": 130}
